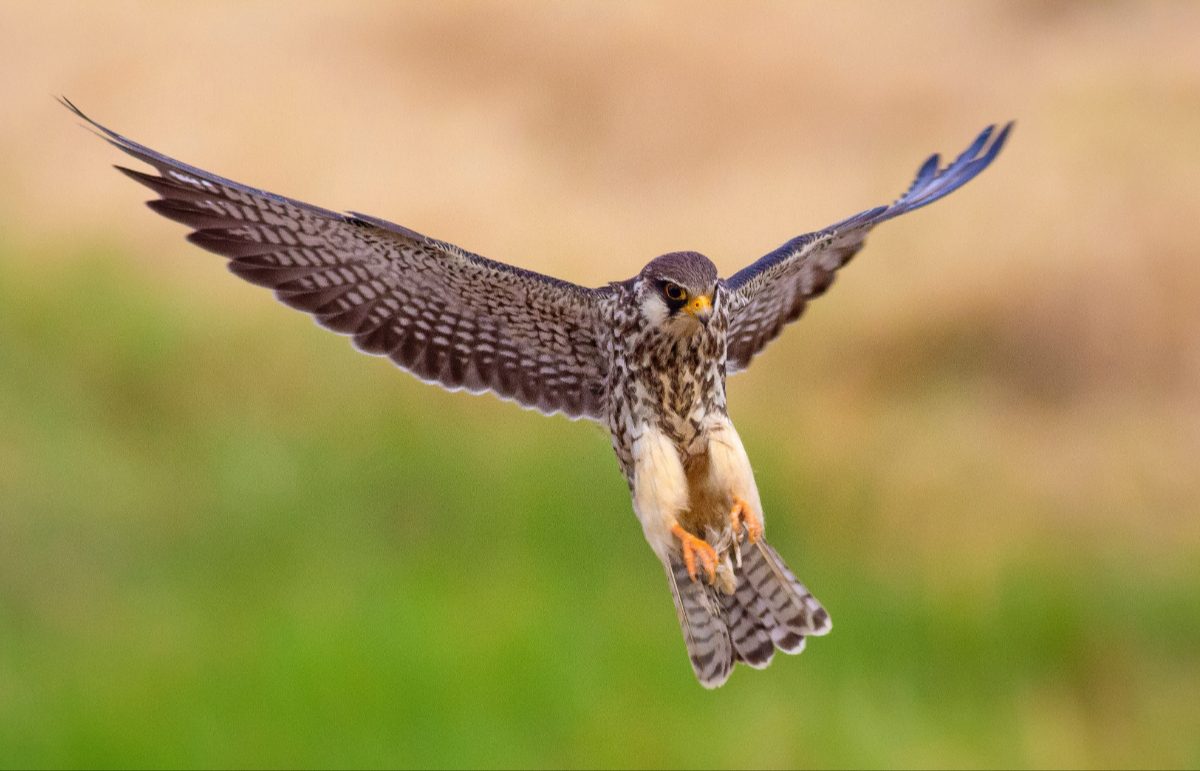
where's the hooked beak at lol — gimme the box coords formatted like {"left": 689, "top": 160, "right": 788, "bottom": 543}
{"left": 683, "top": 293, "right": 713, "bottom": 325}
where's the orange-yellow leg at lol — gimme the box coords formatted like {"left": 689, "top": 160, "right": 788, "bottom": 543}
{"left": 730, "top": 497, "right": 763, "bottom": 543}
{"left": 671, "top": 522, "right": 718, "bottom": 584}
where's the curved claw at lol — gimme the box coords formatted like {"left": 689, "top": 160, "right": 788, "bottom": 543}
{"left": 730, "top": 497, "right": 763, "bottom": 543}
{"left": 671, "top": 522, "right": 718, "bottom": 584}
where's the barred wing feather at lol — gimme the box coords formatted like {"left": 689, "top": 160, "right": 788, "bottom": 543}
{"left": 724, "top": 123, "right": 1012, "bottom": 373}
{"left": 63, "top": 98, "right": 612, "bottom": 421}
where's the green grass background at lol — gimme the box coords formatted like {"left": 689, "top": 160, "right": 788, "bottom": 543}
{"left": 3, "top": 244, "right": 1197, "bottom": 769}
{"left": 3, "top": 2, "right": 1200, "bottom": 768}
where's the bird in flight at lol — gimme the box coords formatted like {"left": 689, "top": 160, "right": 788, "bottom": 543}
{"left": 63, "top": 98, "right": 1010, "bottom": 687}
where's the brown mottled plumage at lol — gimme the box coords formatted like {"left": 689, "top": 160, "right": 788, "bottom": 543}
{"left": 63, "top": 97, "right": 1010, "bottom": 687}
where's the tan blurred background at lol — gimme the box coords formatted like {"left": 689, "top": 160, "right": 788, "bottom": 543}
{"left": 3, "top": 2, "right": 1199, "bottom": 768}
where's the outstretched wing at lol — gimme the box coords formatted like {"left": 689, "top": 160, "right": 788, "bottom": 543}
{"left": 722, "top": 123, "right": 1012, "bottom": 373}
{"left": 63, "top": 98, "right": 612, "bottom": 420}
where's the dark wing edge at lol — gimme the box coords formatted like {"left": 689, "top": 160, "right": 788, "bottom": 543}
{"left": 723, "top": 122, "right": 1013, "bottom": 373}
{"left": 60, "top": 97, "right": 614, "bottom": 421}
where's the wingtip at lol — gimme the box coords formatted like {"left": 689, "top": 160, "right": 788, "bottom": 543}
{"left": 58, "top": 95, "right": 118, "bottom": 146}
{"left": 981, "top": 120, "right": 1014, "bottom": 151}
{"left": 57, "top": 95, "right": 91, "bottom": 123}
{"left": 919, "top": 152, "right": 940, "bottom": 176}
{"left": 970, "top": 120, "right": 1014, "bottom": 171}
{"left": 992, "top": 120, "right": 1016, "bottom": 151}
{"left": 967, "top": 121, "right": 1015, "bottom": 161}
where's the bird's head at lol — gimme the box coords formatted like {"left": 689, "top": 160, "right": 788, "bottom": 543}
{"left": 635, "top": 251, "right": 720, "bottom": 336}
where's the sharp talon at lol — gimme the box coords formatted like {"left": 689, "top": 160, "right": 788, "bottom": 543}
{"left": 671, "top": 523, "right": 718, "bottom": 584}
{"left": 730, "top": 497, "right": 763, "bottom": 543}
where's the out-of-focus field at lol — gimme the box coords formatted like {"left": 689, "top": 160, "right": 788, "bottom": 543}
{"left": 2, "top": 2, "right": 1199, "bottom": 768}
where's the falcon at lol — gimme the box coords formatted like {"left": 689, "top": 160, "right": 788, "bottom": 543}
{"left": 63, "top": 98, "right": 1011, "bottom": 687}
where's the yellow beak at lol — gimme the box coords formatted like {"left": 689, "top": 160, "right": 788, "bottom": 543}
{"left": 684, "top": 293, "right": 713, "bottom": 323}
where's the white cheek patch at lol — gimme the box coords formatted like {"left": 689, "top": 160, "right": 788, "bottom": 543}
{"left": 639, "top": 292, "right": 669, "bottom": 328}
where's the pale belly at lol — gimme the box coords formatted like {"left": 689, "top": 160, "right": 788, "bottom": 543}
{"left": 629, "top": 416, "right": 764, "bottom": 562}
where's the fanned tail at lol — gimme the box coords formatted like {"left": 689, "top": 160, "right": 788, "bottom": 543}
{"left": 665, "top": 538, "right": 830, "bottom": 688}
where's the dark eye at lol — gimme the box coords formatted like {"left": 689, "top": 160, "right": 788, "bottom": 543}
{"left": 663, "top": 283, "right": 687, "bottom": 302}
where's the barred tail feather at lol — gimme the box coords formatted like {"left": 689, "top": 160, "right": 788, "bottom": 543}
{"left": 722, "top": 587, "right": 778, "bottom": 668}
{"left": 739, "top": 540, "right": 831, "bottom": 643}
{"left": 665, "top": 538, "right": 830, "bottom": 688}
{"left": 664, "top": 559, "right": 734, "bottom": 688}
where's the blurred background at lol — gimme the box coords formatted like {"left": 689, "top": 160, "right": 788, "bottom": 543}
{"left": 2, "top": 1, "right": 1198, "bottom": 768}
